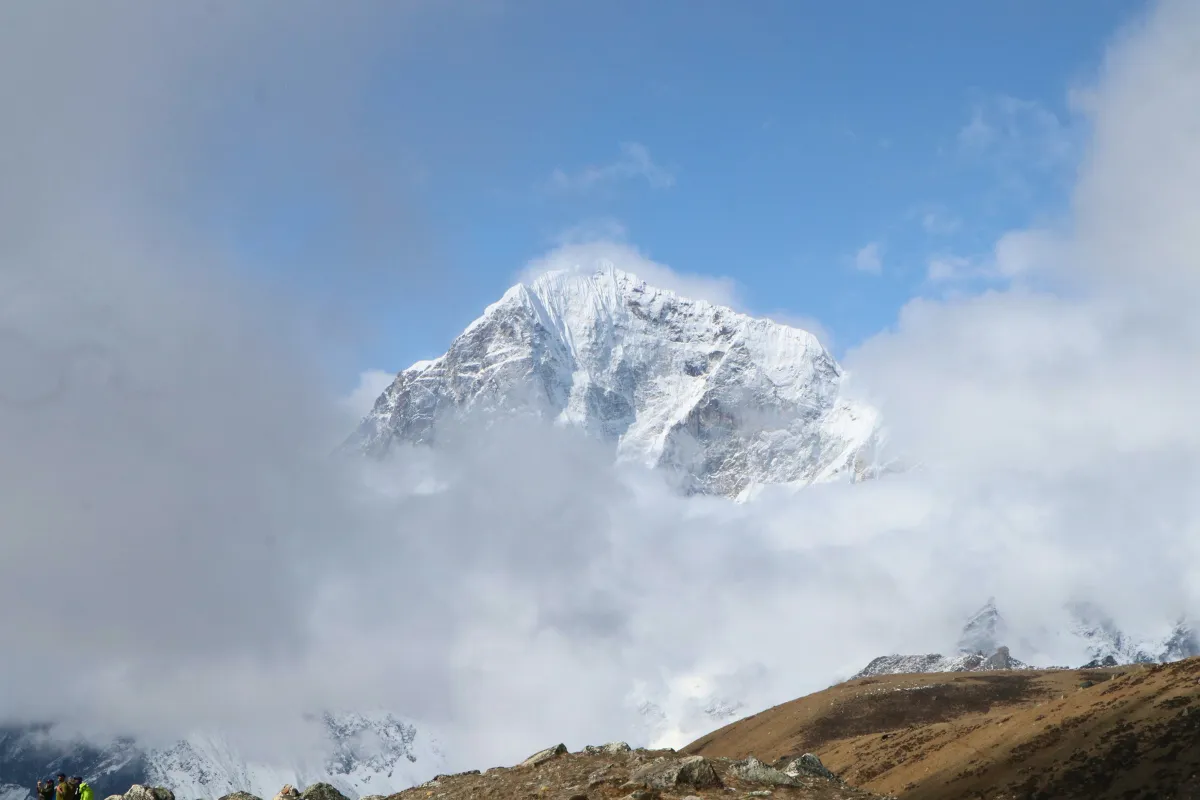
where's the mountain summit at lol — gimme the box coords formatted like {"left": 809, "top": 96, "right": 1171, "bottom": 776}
{"left": 352, "top": 266, "right": 882, "bottom": 498}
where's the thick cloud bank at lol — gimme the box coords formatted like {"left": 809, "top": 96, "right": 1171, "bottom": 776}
{"left": 1, "top": 0, "right": 1199, "bottom": 780}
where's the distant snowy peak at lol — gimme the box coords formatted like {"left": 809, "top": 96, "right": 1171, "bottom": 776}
{"left": 853, "top": 600, "right": 1029, "bottom": 680}
{"left": 1068, "top": 602, "right": 1200, "bottom": 667}
{"left": 957, "top": 598, "right": 1005, "bottom": 655}
{"left": 142, "top": 712, "right": 442, "bottom": 800}
{"left": 353, "top": 265, "right": 885, "bottom": 498}
{"left": 852, "top": 599, "right": 1200, "bottom": 681}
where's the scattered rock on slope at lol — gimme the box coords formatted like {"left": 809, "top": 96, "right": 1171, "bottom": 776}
{"left": 685, "top": 659, "right": 1200, "bottom": 799}
{"left": 385, "top": 744, "right": 881, "bottom": 799}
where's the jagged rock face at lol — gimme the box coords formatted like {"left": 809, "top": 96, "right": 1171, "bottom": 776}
{"left": 1159, "top": 621, "right": 1200, "bottom": 662}
{"left": 351, "top": 267, "right": 882, "bottom": 499}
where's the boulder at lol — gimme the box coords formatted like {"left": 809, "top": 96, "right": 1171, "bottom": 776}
{"left": 782, "top": 753, "right": 836, "bottom": 780}
{"left": 217, "top": 793, "right": 263, "bottom": 800}
{"left": 630, "top": 755, "right": 722, "bottom": 790}
{"left": 104, "top": 796, "right": 123, "bottom": 800}
{"left": 520, "top": 743, "right": 568, "bottom": 767}
{"left": 622, "top": 791, "right": 659, "bottom": 800}
{"left": 126, "top": 787, "right": 175, "bottom": 800}
{"left": 299, "top": 785, "right": 348, "bottom": 800}
{"left": 586, "top": 766, "right": 614, "bottom": 787}
{"left": 584, "top": 741, "right": 632, "bottom": 755}
{"left": 729, "top": 757, "right": 800, "bottom": 787}
{"left": 982, "top": 646, "right": 1015, "bottom": 670}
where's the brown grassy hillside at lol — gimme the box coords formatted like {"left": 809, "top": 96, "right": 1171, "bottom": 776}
{"left": 684, "top": 658, "right": 1200, "bottom": 799}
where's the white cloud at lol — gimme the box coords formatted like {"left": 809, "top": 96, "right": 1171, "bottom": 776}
{"left": 926, "top": 254, "right": 974, "bottom": 282}
{"left": 341, "top": 369, "right": 395, "bottom": 420}
{"left": 852, "top": 241, "right": 884, "bottom": 274}
{"left": 926, "top": 228, "right": 1062, "bottom": 284}
{"left": 517, "top": 240, "right": 743, "bottom": 310}
{"left": 841, "top": 0, "right": 1200, "bottom": 649}
{"left": 957, "top": 94, "right": 1077, "bottom": 170}
{"left": 548, "top": 142, "right": 675, "bottom": 192}
{"left": 920, "top": 208, "right": 962, "bottom": 236}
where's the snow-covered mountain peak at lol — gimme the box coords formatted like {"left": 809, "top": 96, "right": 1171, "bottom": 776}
{"left": 957, "top": 598, "right": 1005, "bottom": 655}
{"left": 353, "top": 265, "right": 883, "bottom": 497}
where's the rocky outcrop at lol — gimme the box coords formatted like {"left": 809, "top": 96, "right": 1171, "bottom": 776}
{"left": 852, "top": 646, "right": 1032, "bottom": 679}
{"left": 518, "top": 743, "right": 567, "bottom": 768}
{"left": 297, "top": 784, "right": 347, "bottom": 800}
{"left": 782, "top": 753, "right": 836, "bottom": 781}
{"left": 728, "top": 757, "right": 800, "bottom": 787}
{"left": 630, "top": 755, "right": 721, "bottom": 790}
{"left": 853, "top": 600, "right": 1034, "bottom": 679}
{"left": 124, "top": 786, "right": 173, "bottom": 800}
{"left": 216, "top": 793, "right": 261, "bottom": 800}
{"left": 582, "top": 741, "right": 631, "bottom": 755}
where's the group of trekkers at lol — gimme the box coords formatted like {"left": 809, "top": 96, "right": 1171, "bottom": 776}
{"left": 35, "top": 774, "right": 93, "bottom": 800}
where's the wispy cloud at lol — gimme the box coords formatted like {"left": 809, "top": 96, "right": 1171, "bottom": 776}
{"left": 920, "top": 208, "right": 962, "bottom": 236}
{"left": 925, "top": 229, "right": 1061, "bottom": 284}
{"left": 548, "top": 142, "right": 675, "bottom": 192}
{"left": 852, "top": 242, "right": 884, "bottom": 274}
{"left": 552, "top": 217, "right": 629, "bottom": 246}
{"left": 957, "top": 93, "right": 1079, "bottom": 171}
{"left": 341, "top": 368, "right": 395, "bottom": 421}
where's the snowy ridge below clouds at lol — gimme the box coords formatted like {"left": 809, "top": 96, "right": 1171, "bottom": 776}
{"left": 0, "top": 714, "right": 444, "bottom": 800}
{"left": 850, "top": 600, "right": 1200, "bottom": 681}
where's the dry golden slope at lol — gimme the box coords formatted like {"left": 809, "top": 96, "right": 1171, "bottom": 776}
{"left": 684, "top": 658, "right": 1200, "bottom": 800}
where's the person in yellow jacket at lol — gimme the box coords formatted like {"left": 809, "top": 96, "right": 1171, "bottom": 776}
{"left": 77, "top": 780, "right": 93, "bottom": 800}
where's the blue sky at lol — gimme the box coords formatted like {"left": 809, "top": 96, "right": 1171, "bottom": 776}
{"left": 212, "top": 0, "right": 1148, "bottom": 389}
